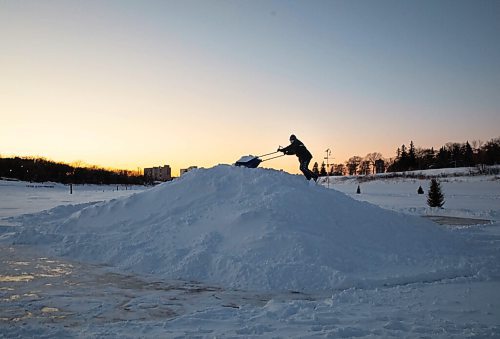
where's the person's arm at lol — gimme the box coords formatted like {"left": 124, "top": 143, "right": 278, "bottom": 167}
{"left": 279, "top": 140, "right": 297, "bottom": 155}
{"left": 279, "top": 145, "right": 289, "bottom": 153}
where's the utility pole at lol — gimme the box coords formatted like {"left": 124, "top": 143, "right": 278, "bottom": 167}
{"left": 324, "top": 148, "right": 332, "bottom": 188}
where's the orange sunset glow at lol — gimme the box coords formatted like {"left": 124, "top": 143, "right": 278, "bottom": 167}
{"left": 1, "top": 1, "right": 499, "bottom": 176}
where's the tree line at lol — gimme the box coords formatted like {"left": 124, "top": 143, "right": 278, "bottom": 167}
{"left": 0, "top": 156, "right": 144, "bottom": 185}
{"left": 388, "top": 138, "right": 500, "bottom": 172}
{"left": 313, "top": 136, "right": 500, "bottom": 176}
{"left": 2, "top": 136, "right": 499, "bottom": 183}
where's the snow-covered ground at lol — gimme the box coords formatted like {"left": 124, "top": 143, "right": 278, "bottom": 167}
{"left": 0, "top": 180, "right": 146, "bottom": 220}
{"left": 326, "top": 172, "right": 500, "bottom": 222}
{"left": 1, "top": 167, "right": 499, "bottom": 338}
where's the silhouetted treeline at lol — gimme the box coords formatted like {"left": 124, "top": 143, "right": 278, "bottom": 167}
{"left": 330, "top": 137, "right": 500, "bottom": 176}
{"left": 388, "top": 137, "right": 500, "bottom": 172}
{"left": 0, "top": 157, "right": 144, "bottom": 185}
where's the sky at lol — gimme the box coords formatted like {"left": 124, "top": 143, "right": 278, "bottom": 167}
{"left": 1, "top": 0, "right": 499, "bottom": 176}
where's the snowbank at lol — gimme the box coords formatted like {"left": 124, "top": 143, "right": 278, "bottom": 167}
{"left": 12, "top": 165, "right": 472, "bottom": 291}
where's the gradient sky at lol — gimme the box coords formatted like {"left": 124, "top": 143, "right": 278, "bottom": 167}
{"left": 1, "top": 0, "right": 499, "bottom": 175}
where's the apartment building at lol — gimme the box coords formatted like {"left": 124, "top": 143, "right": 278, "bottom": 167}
{"left": 144, "top": 165, "right": 172, "bottom": 182}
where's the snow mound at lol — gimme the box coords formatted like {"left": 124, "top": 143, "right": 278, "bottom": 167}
{"left": 13, "top": 165, "right": 472, "bottom": 291}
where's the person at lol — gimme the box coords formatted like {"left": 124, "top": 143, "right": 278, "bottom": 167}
{"left": 278, "top": 134, "right": 319, "bottom": 181}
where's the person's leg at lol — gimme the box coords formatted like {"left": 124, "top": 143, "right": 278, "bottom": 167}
{"left": 301, "top": 158, "right": 319, "bottom": 181}
{"left": 300, "top": 159, "right": 312, "bottom": 180}
{"left": 310, "top": 165, "right": 319, "bottom": 181}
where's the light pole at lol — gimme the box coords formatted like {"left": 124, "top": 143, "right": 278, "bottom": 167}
{"left": 324, "top": 148, "right": 332, "bottom": 188}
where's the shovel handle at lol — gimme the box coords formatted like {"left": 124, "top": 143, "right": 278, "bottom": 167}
{"left": 257, "top": 151, "right": 281, "bottom": 157}
{"left": 260, "top": 154, "right": 285, "bottom": 162}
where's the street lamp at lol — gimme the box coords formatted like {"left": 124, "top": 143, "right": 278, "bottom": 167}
{"left": 324, "top": 148, "right": 333, "bottom": 188}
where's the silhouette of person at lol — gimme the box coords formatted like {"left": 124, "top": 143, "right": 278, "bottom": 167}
{"left": 279, "top": 134, "right": 318, "bottom": 181}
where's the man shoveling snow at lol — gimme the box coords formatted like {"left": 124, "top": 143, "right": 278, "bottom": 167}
{"left": 278, "top": 134, "right": 319, "bottom": 182}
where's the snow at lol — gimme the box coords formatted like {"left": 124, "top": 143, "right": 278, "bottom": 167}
{"left": 0, "top": 179, "right": 146, "bottom": 220}
{"left": 327, "top": 171, "right": 500, "bottom": 221}
{"left": 1, "top": 166, "right": 499, "bottom": 337}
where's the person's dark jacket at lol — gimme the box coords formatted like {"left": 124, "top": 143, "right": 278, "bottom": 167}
{"left": 280, "top": 139, "right": 312, "bottom": 161}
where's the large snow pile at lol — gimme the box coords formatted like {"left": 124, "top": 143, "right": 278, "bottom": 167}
{"left": 13, "top": 165, "right": 472, "bottom": 291}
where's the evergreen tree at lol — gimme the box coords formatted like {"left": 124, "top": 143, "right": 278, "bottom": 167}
{"left": 408, "top": 141, "right": 417, "bottom": 169}
{"left": 450, "top": 143, "right": 462, "bottom": 167}
{"left": 328, "top": 165, "right": 334, "bottom": 176}
{"left": 427, "top": 179, "right": 445, "bottom": 208}
{"left": 399, "top": 144, "right": 409, "bottom": 171}
{"left": 436, "top": 146, "right": 451, "bottom": 168}
{"left": 482, "top": 137, "right": 500, "bottom": 165}
{"left": 320, "top": 162, "right": 327, "bottom": 176}
{"left": 463, "top": 141, "right": 474, "bottom": 166}
{"left": 312, "top": 162, "right": 319, "bottom": 176}
{"left": 421, "top": 147, "right": 436, "bottom": 169}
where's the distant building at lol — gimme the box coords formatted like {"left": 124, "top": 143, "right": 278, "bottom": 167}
{"left": 180, "top": 166, "right": 197, "bottom": 176}
{"left": 144, "top": 165, "right": 172, "bottom": 182}
{"left": 375, "top": 159, "right": 386, "bottom": 174}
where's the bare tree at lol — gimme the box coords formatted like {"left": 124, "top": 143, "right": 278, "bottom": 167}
{"left": 334, "top": 163, "right": 346, "bottom": 176}
{"left": 360, "top": 160, "right": 371, "bottom": 175}
{"left": 71, "top": 160, "right": 84, "bottom": 169}
{"left": 346, "top": 156, "right": 362, "bottom": 175}
{"left": 365, "top": 152, "right": 383, "bottom": 174}
{"left": 471, "top": 139, "right": 483, "bottom": 152}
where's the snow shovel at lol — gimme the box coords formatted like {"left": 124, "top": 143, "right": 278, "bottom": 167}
{"left": 235, "top": 151, "right": 285, "bottom": 168}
